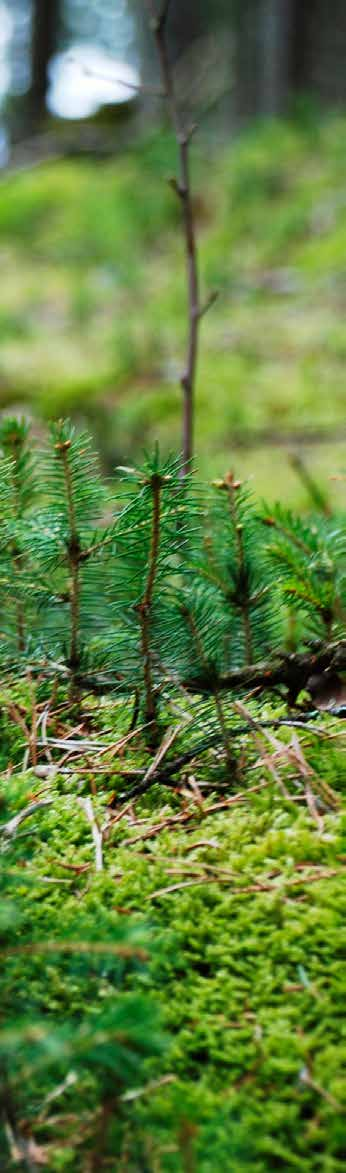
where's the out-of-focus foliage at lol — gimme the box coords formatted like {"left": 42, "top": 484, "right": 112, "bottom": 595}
{"left": 0, "top": 116, "right": 345, "bottom": 503}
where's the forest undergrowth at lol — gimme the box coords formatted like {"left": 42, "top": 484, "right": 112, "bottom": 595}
{"left": 1, "top": 114, "right": 346, "bottom": 500}
{"left": 0, "top": 417, "right": 345, "bottom": 1170}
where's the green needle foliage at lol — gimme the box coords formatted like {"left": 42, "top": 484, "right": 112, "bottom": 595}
{"left": 107, "top": 453, "right": 190, "bottom": 727}
{"left": 178, "top": 472, "right": 282, "bottom": 683}
{"left": 262, "top": 502, "right": 346, "bottom": 640}
{"left": 0, "top": 418, "right": 344, "bottom": 733}
{"left": 0, "top": 420, "right": 344, "bottom": 1171}
{"left": 0, "top": 419, "right": 37, "bottom": 659}
{"left": 28, "top": 420, "right": 113, "bottom": 695}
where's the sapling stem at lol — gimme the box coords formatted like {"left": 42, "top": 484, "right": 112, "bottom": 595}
{"left": 181, "top": 602, "right": 235, "bottom": 771}
{"left": 145, "top": 0, "right": 217, "bottom": 474}
{"left": 226, "top": 476, "right": 253, "bottom": 665}
{"left": 57, "top": 439, "right": 81, "bottom": 688}
{"left": 6, "top": 430, "right": 28, "bottom": 651}
{"left": 138, "top": 472, "right": 163, "bottom": 734}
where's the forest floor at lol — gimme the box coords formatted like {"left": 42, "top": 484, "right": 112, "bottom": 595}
{"left": 0, "top": 113, "right": 346, "bottom": 504}
{"left": 1, "top": 685, "right": 345, "bottom": 1170}
{"left": 0, "top": 112, "right": 345, "bottom": 1169}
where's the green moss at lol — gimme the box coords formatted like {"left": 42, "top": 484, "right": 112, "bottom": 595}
{"left": 0, "top": 695, "right": 345, "bottom": 1168}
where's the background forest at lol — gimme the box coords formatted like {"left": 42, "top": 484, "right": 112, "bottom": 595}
{"left": 0, "top": 0, "right": 344, "bottom": 502}
{"left": 0, "top": 3, "right": 345, "bottom": 1171}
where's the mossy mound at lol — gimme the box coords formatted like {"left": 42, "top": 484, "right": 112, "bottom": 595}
{"left": 1, "top": 696, "right": 345, "bottom": 1170}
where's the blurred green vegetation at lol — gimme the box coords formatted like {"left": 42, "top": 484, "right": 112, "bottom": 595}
{"left": 0, "top": 115, "right": 345, "bottom": 504}
{"left": 1, "top": 690, "right": 345, "bottom": 1169}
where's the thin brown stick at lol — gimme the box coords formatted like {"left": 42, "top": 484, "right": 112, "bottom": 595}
{"left": 145, "top": 0, "right": 215, "bottom": 473}
{"left": 183, "top": 639, "right": 346, "bottom": 699}
{"left": 78, "top": 797, "right": 103, "bottom": 871}
{"left": 1, "top": 799, "right": 53, "bottom": 839}
{"left": 121, "top": 782, "right": 269, "bottom": 845}
{"left": 147, "top": 866, "right": 341, "bottom": 901}
{"left": 234, "top": 700, "right": 291, "bottom": 799}
{"left": 227, "top": 476, "right": 253, "bottom": 664}
{"left": 181, "top": 602, "right": 234, "bottom": 767}
{"left": 140, "top": 722, "right": 185, "bottom": 785}
{"left": 138, "top": 472, "right": 162, "bottom": 730}
{"left": 60, "top": 442, "right": 80, "bottom": 676}
{"left": 1, "top": 1081, "right": 38, "bottom": 1172}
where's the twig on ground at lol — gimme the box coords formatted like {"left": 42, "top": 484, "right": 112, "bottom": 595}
{"left": 77, "top": 797, "right": 104, "bottom": 871}
{"left": 234, "top": 701, "right": 291, "bottom": 800}
{"left": 39, "top": 702, "right": 54, "bottom": 765}
{"left": 183, "top": 640, "right": 346, "bottom": 699}
{"left": 121, "top": 781, "right": 270, "bottom": 846}
{"left": 141, "top": 722, "right": 185, "bottom": 785}
{"left": 118, "top": 706, "right": 338, "bottom": 799}
{"left": 147, "top": 865, "right": 341, "bottom": 901}
{"left": 121, "top": 1073, "right": 176, "bottom": 1102}
{"left": 37, "top": 1070, "right": 78, "bottom": 1121}
{"left": 0, "top": 799, "right": 53, "bottom": 840}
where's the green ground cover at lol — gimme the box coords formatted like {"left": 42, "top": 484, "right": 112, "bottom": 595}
{"left": 0, "top": 116, "right": 345, "bottom": 1169}
{"left": 1, "top": 690, "right": 345, "bottom": 1170}
{"left": 0, "top": 115, "right": 345, "bottom": 503}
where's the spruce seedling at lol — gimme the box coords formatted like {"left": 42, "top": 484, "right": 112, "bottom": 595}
{"left": 0, "top": 417, "right": 344, "bottom": 727}
{"left": 109, "top": 451, "right": 190, "bottom": 741}
{"left": 263, "top": 503, "right": 346, "bottom": 641}
{"left": 32, "top": 420, "right": 112, "bottom": 699}
{"left": 0, "top": 418, "right": 37, "bottom": 659}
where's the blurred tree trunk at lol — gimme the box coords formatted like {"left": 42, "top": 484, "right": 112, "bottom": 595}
{"left": 234, "top": 0, "right": 259, "bottom": 122}
{"left": 29, "top": 0, "right": 60, "bottom": 125}
{"left": 291, "top": 0, "right": 312, "bottom": 90}
{"left": 165, "top": 0, "right": 206, "bottom": 63}
{"left": 235, "top": 0, "right": 297, "bottom": 120}
{"left": 257, "top": 0, "right": 294, "bottom": 115}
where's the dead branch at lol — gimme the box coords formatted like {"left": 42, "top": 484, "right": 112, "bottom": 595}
{"left": 147, "top": 865, "right": 341, "bottom": 901}
{"left": 77, "top": 797, "right": 104, "bottom": 872}
{"left": 140, "top": 722, "right": 186, "bottom": 786}
{"left": 118, "top": 699, "right": 342, "bottom": 800}
{"left": 120, "top": 781, "right": 269, "bottom": 846}
{"left": 1, "top": 798, "right": 53, "bottom": 840}
{"left": 183, "top": 640, "right": 346, "bottom": 699}
{"left": 2, "top": 1094, "right": 38, "bottom": 1173}
{"left": 121, "top": 1073, "right": 176, "bottom": 1102}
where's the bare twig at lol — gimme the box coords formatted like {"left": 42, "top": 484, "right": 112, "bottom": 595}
{"left": 39, "top": 702, "right": 54, "bottom": 764}
{"left": 141, "top": 722, "right": 185, "bottom": 785}
{"left": 121, "top": 1073, "right": 176, "bottom": 1102}
{"left": 198, "top": 289, "right": 219, "bottom": 319}
{"left": 299, "top": 1064, "right": 342, "bottom": 1110}
{"left": 78, "top": 797, "right": 104, "bottom": 871}
{"left": 37, "top": 1070, "right": 78, "bottom": 1120}
{"left": 147, "top": 865, "right": 341, "bottom": 901}
{"left": 119, "top": 702, "right": 340, "bottom": 800}
{"left": 68, "top": 56, "right": 163, "bottom": 96}
{"left": 183, "top": 640, "right": 346, "bottom": 699}
{"left": 145, "top": 0, "right": 217, "bottom": 472}
{"left": 4, "top": 940, "right": 149, "bottom": 961}
{"left": 290, "top": 453, "right": 331, "bottom": 516}
{"left": 1, "top": 1086, "right": 38, "bottom": 1173}
{"left": 121, "top": 781, "right": 269, "bottom": 845}
{"left": 234, "top": 700, "right": 291, "bottom": 799}
{"left": 1, "top": 799, "right": 53, "bottom": 840}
